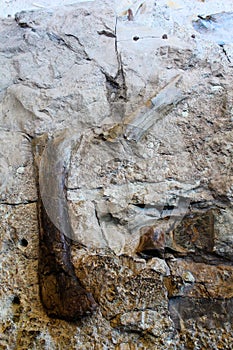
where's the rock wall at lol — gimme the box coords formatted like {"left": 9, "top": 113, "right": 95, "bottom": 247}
{"left": 0, "top": 0, "right": 233, "bottom": 349}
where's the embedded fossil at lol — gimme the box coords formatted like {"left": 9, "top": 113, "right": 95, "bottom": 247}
{"left": 36, "top": 131, "right": 97, "bottom": 321}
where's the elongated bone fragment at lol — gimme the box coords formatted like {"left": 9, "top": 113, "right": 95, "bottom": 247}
{"left": 35, "top": 132, "right": 97, "bottom": 321}
{"left": 124, "top": 75, "right": 186, "bottom": 141}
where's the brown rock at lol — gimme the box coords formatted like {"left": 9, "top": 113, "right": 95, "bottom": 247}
{"left": 137, "top": 226, "right": 165, "bottom": 258}
{"left": 167, "top": 259, "right": 233, "bottom": 299}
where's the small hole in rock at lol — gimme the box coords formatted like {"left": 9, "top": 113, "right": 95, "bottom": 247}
{"left": 12, "top": 296, "right": 20, "bottom": 305}
{"left": 20, "top": 238, "right": 28, "bottom": 247}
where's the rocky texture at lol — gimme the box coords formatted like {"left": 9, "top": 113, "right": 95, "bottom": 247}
{"left": 0, "top": 0, "right": 233, "bottom": 349}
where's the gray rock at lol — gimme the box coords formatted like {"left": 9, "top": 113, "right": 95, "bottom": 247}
{"left": 0, "top": 0, "right": 233, "bottom": 348}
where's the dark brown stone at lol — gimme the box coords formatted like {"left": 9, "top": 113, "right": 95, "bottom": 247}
{"left": 137, "top": 227, "right": 165, "bottom": 258}
{"left": 38, "top": 197, "right": 98, "bottom": 321}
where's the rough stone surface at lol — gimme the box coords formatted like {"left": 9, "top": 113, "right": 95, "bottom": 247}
{"left": 0, "top": 0, "right": 233, "bottom": 349}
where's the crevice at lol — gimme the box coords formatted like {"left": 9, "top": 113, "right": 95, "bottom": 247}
{"left": 219, "top": 44, "right": 231, "bottom": 63}
{"left": 15, "top": 14, "right": 34, "bottom": 28}
{"left": 64, "top": 33, "right": 84, "bottom": 47}
{"left": 0, "top": 129, "right": 35, "bottom": 141}
{"left": 97, "top": 30, "right": 116, "bottom": 38}
{"left": 132, "top": 203, "right": 146, "bottom": 209}
{"left": 113, "top": 15, "right": 127, "bottom": 102}
{"left": 104, "top": 73, "right": 121, "bottom": 90}
{"left": 165, "top": 248, "right": 233, "bottom": 266}
{"left": 94, "top": 205, "right": 102, "bottom": 229}
{"left": 93, "top": 204, "right": 109, "bottom": 247}
{"left": 102, "top": 51, "right": 127, "bottom": 117}
{"left": 0, "top": 200, "right": 37, "bottom": 206}
{"left": 47, "top": 31, "right": 91, "bottom": 61}
{"left": 114, "top": 16, "right": 118, "bottom": 56}
{"left": 47, "top": 31, "right": 66, "bottom": 45}
{"left": 189, "top": 200, "right": 214, "bottom": 209}
{"left": 99, "top": 18, "right": 116, "bottom": 33}
{"left": 21, "top": 132, "right": 34, "bottom": 141}
{"left": 63, "top": 33, "right": 91, "bottom": 61}
{"left": 161, "top": 204, "right": 176, "bottom": 211}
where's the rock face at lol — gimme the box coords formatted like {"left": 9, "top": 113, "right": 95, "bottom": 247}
{"left": 0, "top": 0, "right": 233, "bottom": 348}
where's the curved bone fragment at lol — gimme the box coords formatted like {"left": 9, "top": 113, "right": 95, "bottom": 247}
{"left": 37, "top": 131, "right": 97, "bottom": 321}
